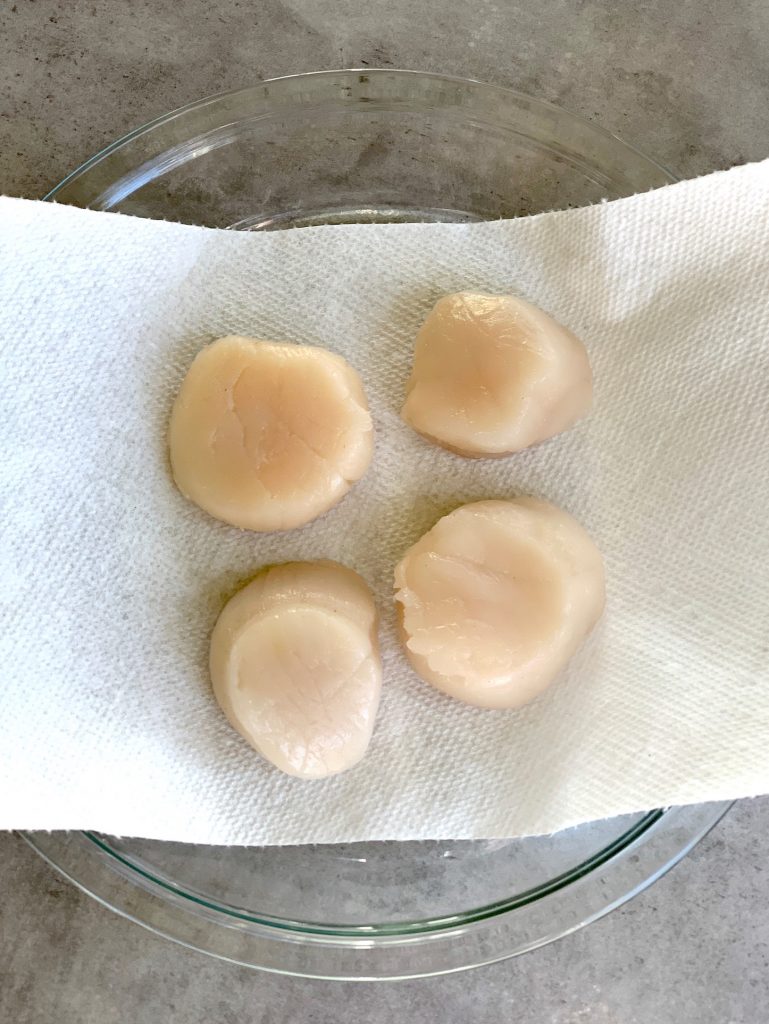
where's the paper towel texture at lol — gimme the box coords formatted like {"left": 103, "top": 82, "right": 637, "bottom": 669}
{"left": 1, "top": 160, "right": 768, "bottom": 845}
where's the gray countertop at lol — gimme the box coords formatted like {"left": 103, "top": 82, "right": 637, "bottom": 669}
{"left": 2, "top": 2, "right": 768, "bottom": 1020}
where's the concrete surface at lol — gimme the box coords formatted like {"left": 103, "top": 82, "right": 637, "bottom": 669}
{"left": 1, "top": 0, "right": 768, "bottom": 1020}
{"left": 3, "top": 802, "right": 769, "bottom": 1023}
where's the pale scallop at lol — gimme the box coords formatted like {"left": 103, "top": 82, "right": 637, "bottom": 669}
{"left": 169, "top": 336, "right": 373, "bottom": 531}
{"left": 401, "top": 292, "right": 592, "bottom": 457}
{"left": 210, "top": 561, "right": 382, "bottom": 778}
{"left": 394, "top": 499, "right": 605, "bottom": 709}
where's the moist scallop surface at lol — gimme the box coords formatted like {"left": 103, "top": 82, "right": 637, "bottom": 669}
{"left": 210, "top": 561, "right": 382, "bottom": 779}
{"left": 169, "top": 335, "right": 373, "bottom": 532}
{"left": 401, "top": 292, "right": 592, "bottom": 457}
{"left": 394, "top": 498, "right": 605, "bottom": 709}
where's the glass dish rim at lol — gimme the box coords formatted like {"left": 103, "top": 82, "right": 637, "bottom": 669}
{"left": 43, "top": 68, "right": 676, "bottom": 205}
{"left": 22, "top": 803, "right": 732, "bottom": 979}
{"left": 78, "top": 812, "right": 664, "bottom": 936}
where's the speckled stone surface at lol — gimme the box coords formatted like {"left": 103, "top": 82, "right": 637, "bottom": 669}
{"left": 2, "top": 1, "right": 768, "bottom": 1020}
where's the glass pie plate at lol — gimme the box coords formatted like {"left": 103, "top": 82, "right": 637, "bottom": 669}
{"left": 23, "top": 70, "right": 731, "bottom": 980}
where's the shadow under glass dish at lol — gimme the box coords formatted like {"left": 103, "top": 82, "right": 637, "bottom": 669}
{"left": 26, "top": 69, "right": 729, "bottom": 979}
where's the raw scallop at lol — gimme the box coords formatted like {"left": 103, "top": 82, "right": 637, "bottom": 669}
{"left": 394, "top": 499, "right": 605, "bottom": 709}
{"left": 401, "top": 292, "right": 592, "bottom": 457}
{"left": 210, "top": 561, "right": 382, "bottom": 778}
{"left": 169, "top": 336, "right": 373, "bottom": 531}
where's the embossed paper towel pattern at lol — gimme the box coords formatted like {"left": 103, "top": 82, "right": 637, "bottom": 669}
{"left": 1, "top": 159, "right": 768, "bottom": 844}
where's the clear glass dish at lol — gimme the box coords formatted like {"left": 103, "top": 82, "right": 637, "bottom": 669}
{"left": 25, "top": 69, "right": 730, "bottom": 980}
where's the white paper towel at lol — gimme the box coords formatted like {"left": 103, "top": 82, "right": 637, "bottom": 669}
{"left": 1, "top": 159, "right": 768, "bottom": 846}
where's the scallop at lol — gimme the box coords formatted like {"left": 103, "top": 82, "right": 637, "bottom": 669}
{"left": 169, "top": 336, "right": 373, "bottom": 531}
{"left": 210, "top": 561, "right": 382, "bottom": 778}
{"left": 394, "top": 499, "right": 605, "bottom": 709}
{"left": 401, "top": 292, "right": 592, "bottom": 457}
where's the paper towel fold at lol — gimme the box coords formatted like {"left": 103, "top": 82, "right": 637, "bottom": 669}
{"left": 1, "top": 159, "right": 768, "bottom": 846}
